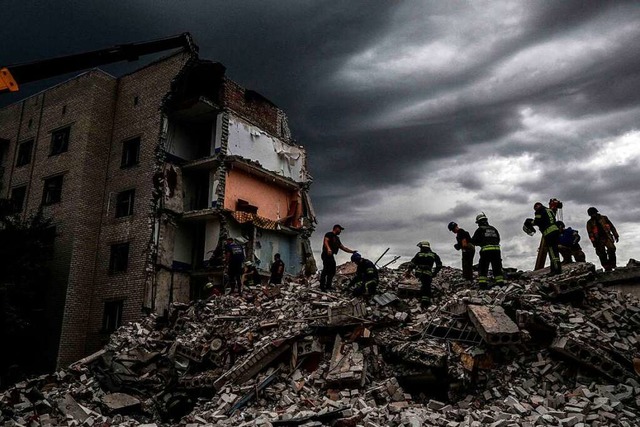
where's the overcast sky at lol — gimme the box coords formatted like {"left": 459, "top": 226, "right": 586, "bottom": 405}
{"left": 2, "top": 1, "right": 640, "bottom": 271}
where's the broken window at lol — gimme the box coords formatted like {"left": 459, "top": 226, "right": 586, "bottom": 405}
{"left": 10, "top": 185, "right": 27, "bottom": 213}
{"left": 109, "top": 242, "right": 130, "bottom": 274}
{"left": 121, "top": 137, "right": 140, "bottom": 168}
{"left": 16, "top": 139, "right": 34, "bottom": 167}
{"left": 50, "top": 126, "right": 70, "bottom": 156}
{"left": 102, "top": 300, "right": 124, "bottom": 333}
{"left": 42, "top": 174, "right": 63, "bottom": 205}
{"left": 115, "top": 189, "right": 135, "bottom": 218}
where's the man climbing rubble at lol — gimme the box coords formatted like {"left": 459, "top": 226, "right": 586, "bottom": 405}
{"left": 406, "top": 241, "right": 442, "bottom": 306}
{"left": 526, "top": 202, "right": 562, "bottom": 275}
{"left": 556, "top": 221, "right": 586, "bottom": 264}
{"left": 448, "top": 221, "right": 475, "bottom": 282}
{"left": 586, "top": 207, "right": 619, "bottom": 271}
{"left": 348, "top": 252, "right": 379, "bottom": 297}
{"left": 471, "top": 213, "right": 504, "bottom": 289}
{"left": 320, "top": 224, "right": 357, "bottom": 291}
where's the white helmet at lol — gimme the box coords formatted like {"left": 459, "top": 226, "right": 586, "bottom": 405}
{"left": 475, "top": 212, "right": 488, "bottom": 223}
{"left": 417, "top": 241, "right": 431, "bottom": 248}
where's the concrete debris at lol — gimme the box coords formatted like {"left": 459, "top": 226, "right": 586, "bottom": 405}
{"left": 2, "top": 261, "right": 640, "bottom": 426}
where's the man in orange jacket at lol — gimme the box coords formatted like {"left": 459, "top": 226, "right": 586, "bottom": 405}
{"left": 586, "top": 207, "right": 619, "bottom": 271}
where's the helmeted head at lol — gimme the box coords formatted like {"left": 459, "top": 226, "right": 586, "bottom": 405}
{"left": 351, "top": 252, "right": 362, "bottom": 263}
{"left": 447, "top": 221, "right": 458, "bottom": 232}
{"left": 556, "top": 221, "right": 565, "bottom": 230}
{"left": 417, "top": 240, "right": 431, "bottom": 249}
{"left": 533, "top": 202, "right": 544, "bottom": 211}
{"left": 475, "top": 212, "right": 488, "bottom": 224}
{"left": 204, "top": 282, "right": 214, "bottom": 290}
{"left": 244, "top": 260, "right": 253, "bottom": 267}
{"left": 587, "top": 207, "right": 598, "bottom": 216}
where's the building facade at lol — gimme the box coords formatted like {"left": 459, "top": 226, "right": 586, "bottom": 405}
{"left": 0, "top": 50, "right": 316, "bottom": 368}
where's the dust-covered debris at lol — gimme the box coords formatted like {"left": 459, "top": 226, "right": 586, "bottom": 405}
{"left": 2, "top": 261, "right": 640, "bottom": 426}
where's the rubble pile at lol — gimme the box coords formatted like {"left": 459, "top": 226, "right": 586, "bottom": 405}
{"left": 2, "top": 262, "right": 640, "bottom": 426}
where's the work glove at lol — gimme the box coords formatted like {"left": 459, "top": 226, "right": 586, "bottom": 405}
{"left": 454, "top": 243, "right": 461, "bottom": 251}
{"left": 615, "top": 236, "right": 619, "bottom": 243}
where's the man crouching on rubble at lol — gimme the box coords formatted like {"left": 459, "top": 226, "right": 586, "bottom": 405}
{"left": 406, "top": 241, "right": 442, "bottom": 306}
{"left": 348, "top": 252, "right": 379, "bottom": 297}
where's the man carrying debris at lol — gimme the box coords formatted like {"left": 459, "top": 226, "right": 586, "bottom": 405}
{"left": 471, "top": 213, "right": 504, "bottom": 288}
{"left": 448, "top": 222, "right": 475, "bottom": 281}
{"left": 529, "top": 202, "right": 562, "bottom": 275}
{"left": 586, "top": 207, "right": 619, "bottom": 271}
{"left": 224, "top": 237, "right": 245, "bottom": 294}
{"left": 348, "top": 252, "right": 379, "bottom": 297}
{"left": 241, "top": 261, "right": 261, "bottom": 290}
{"left": 269, "top": 253, "right": 285, "bottom": 285}
{"left": 320, "top": 224, "right": 357, "bottom": 291}
{"left": 407, "top": 241, "right": 442, "bottom": 306}
{"left": 556, "top": 221, "right": 586, "bottom": 264}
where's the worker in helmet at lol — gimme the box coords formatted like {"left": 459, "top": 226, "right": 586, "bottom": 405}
{"left": 448, "top": 221, "right": 475, "bottom": 281}
{"left": 407, "top": 241, "right": 442, "bottom": 306}
{"left": 348, "top": 252, "right": 379, "bottom": 297}
{"left": 241, "top": 260, "right": 261, "bottom": 290}
{"left": 471, "top": 213, "right": 504, "bottom": 289}
{"left": 556, "top": 221, "right": 586, "bottom": 264}
{"left": 532, "top": 202, "right": 562, "bottom": 275}
{"left": 586, "top": 207, "right": 619, "bottom": 271}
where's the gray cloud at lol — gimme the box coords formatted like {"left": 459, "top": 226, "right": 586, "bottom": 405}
{"left": 2, "top": 1, "right": 640, "bottom": 270}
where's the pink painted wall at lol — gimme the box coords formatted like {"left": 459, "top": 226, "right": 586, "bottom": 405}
{"left": 225, "top": 168, "right": 302, "bottom": 226}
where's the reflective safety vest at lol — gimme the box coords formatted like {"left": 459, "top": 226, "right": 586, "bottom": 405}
{"left": 412, "top": 251, "right": 441, "bottom": 276}
{"left": 534, "top": 208, "right": 559, "bottom": 236}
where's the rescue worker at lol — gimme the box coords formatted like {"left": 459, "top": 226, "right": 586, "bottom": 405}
{"left": 241, "top": 261, "right": 261, "bottom": 290}
{"left": 448, "top": 221, "right": 475, "bottom": 281}
{"left": 406, "top": 241, "right": 442, "bottom": 306}
{"left": 586, "top": 207, "right": 619, "bottom": 271}
{"left": 269, "top": 253, "right": 285, "bottom": 285}
{"left": 471, "top": 213, "right": 504, "bottom": 288}
{"left": 320, "top": 224, "right": 357, "bottom": 291}
{"left": 556, "top": 221, "right": 586, "bottom": 264}
{"left": 348, "top": 252, "right": 379, "bottom": 297}
{"left": 224, "top": 237, "right": 245, "bottom": 294}
{"left": 532, "top": 201, "right": 562, "bottom": 275}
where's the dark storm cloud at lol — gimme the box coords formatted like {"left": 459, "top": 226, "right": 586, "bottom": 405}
{"left": 2, "top": 1, "right": 640, "bottom": 269}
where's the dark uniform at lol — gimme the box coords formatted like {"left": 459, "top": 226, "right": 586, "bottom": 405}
{"left": 557, "top": 223, "right": 586, "bottom": 263}
{"left": 472, "top": 216, "right": 504, "bottom": 288}
{"left": 455, "top": 228, "right": 475, "bottom": 281}
{"left": 410, "top": 244, "right": 442, "bottom": 305}
{"left": 533, "top": 204, "right": 561, "bottom": 275}
{"left": 350, "top": 257, "right": 379, "bottom": 297}
{"left": 224, "top": 240, "right": 245, "bottom": 293}
{"left": 269, "top": 255, "right": 285, "bottom": 285}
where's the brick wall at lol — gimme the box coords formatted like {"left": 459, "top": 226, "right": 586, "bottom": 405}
{"left": 80, "top": 52, "right": 193, "bottom": 360}
{"left": 222, "top": 79, "right": 280, "bottom": 138}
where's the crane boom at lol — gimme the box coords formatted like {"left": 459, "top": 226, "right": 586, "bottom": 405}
{"left": 0, "top": 33, "right": 197, "bottom": 94}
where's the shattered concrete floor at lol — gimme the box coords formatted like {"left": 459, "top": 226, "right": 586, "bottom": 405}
{"left": 2, "top": 261, "right": 640, "bottom": 426}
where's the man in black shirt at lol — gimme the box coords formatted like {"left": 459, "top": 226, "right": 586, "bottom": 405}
{"left": 269, "top": 253, "right": 285, "bottom": 285}
{"left": 320, "top": 224, "right": 357, "bottom": 291}
{"left": 448, "top": 221, "right": 475, "bottom": 281}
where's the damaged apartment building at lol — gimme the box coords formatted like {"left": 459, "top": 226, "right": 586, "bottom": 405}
{"left": 0, "top": 48, "right": 316, "bottom": 368}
